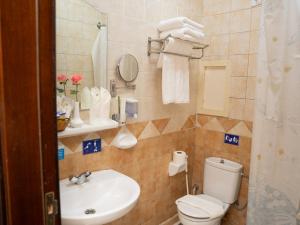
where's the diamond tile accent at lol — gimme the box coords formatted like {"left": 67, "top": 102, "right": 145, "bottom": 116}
{"left": 96, "top": 127, "right": 120, "bottom": 145}
{"left": 197, "top": 114, "right": 212, "bottom": 126}
{"left": 138, "top": 121, "right": 160, "bottom": 140}
{"left": 152, "top": 118, "right": 170, "bottom": 134}
{"left": 182, "top": 115, "right": 196, "bottom": 130}
{"left": 126, "top": 121, "right": 148, "bottom": 138}
{"left": 228, "top": 121, "right": 252, "bottom": 137}
{"left": 244, "top": 121, "right": 253, "bottom": 131}
{"left": 60, "top": 135, "right": 86, "bottom": 152}
{"left": 217, "top": 117, "right": 240, "bottom": 132}
{"left": 203, "top": 118, "right": 225, "bottom": 132}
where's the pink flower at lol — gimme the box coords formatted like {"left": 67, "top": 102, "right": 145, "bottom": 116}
{"left": 57, "top": 74, "right": 68, "bottom": 82}
{"left": 71, "top": 74, "right": 83, "bottom": 85}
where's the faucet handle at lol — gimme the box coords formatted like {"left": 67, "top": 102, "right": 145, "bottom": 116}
{"left": 79, "top": 171, "right": 92, "bottom": 178}
{"left": 69, "top": 175, "right": 78, "bottom": 184}
{"left": 84, "top": 171, "right": 92, "bottom": 177}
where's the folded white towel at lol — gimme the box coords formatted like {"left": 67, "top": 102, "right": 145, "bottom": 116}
{"left": 159, "top": 38, "right": 190, "bottom": 104}
{"left": 158, "top": 17, "right": 204, "bottom": 32}
{"left": 160, "top": 27, "right": 205, "bottom": 40}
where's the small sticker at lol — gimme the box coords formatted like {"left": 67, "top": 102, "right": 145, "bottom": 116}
{"left": 83, "top": 139, "right": 101, "bottom": 155}
{"left": 58, "top": 148, "right": 64, "bottom": 160}
{"left": 224, "top": 133, "right": 239, "bottom": 146}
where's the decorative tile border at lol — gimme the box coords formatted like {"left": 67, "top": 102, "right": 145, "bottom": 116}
{"left": 59, "top": 114, "right": 253, "bottom": 153}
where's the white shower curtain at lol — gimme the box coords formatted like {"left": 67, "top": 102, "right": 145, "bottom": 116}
{"left": 247, "top": 0, "right": 300, "bottom": 225}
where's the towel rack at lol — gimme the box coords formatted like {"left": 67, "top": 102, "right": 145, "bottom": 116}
{"left": 147, "top": 35, "right": 209, "bottom": 60}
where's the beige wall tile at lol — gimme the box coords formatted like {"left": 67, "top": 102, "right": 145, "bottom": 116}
{"left": 251, "top": 6, "right": 261, "bottom": 31}
{"left": 124, "top": 0, "right": 145, "bottom": 20}
{"left": 249, "top": 30, "right": 259, "bottom": 54}
{"left": 230, "top": 9, "right": 251, "bottom": 33}
{"left": 244, "top": 99, "right": 255, "bottom": 121}
{"left": 230, "top": 55, "right": 249, "bottom": 76}
{"left": 203, "top": 118, "right": 225, "bottom": 132}
{"left": 230, "top": 77, "right": 247, "bottom": 98}
{"left": 231, "top": 0, "right": 252, "bottom": 11}
{"left": 229, "top": 32, "right": 250, "bottom": 55}
{"left": 246, "top": 76, "right": 256, "bottom": 99}
{"left": 202, "top": 14, "right": 230, "bottom": 35}
{"left": 139, "top": 121, "right": 161, "bottom": 140}
{"left": 228, "top": 121, "right": 252, "bottom": 137}
{"left": 203, "top": 0, "right": 231, "bottom": 16}
{"left": 229, "top": 98, "right": 245, "bottom": 120}
{"left": 248, "top": 54, "right": 257, "bottom": 76}
{"left": 206, "top": 35, "right": 229, "bottom": 56}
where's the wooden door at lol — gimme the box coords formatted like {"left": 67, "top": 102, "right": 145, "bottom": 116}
{"left": 0, "top": 0, "right": 60, "bottom": 224}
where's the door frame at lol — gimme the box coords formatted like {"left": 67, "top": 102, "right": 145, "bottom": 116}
{"left": 0, "top": 0, "right": 60, "bottom": 224}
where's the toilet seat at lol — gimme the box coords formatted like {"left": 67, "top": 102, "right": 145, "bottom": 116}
{"left": 176, "top": 194, "right": 225, "bottom": 220}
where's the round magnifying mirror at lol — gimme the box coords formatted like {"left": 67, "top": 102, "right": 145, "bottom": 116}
{"left": 117, "top": 54, "right": 139, "bottom": 83}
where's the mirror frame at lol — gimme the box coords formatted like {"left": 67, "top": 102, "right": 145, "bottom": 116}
{"left": 117, "top": 54, "right": 139, "bottom": 83}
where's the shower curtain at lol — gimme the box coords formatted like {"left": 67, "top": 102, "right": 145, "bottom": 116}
{"left": 247, "top": 0, "right": 300, "bottom": 225}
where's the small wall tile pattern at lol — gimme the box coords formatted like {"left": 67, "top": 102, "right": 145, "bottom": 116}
{"left": 59, "top": 113, "right": 252, "bottom": 225}
{"left": 202, "top": 0, "right": 261, "bottom": 122}
{"left": 59, "top": 124, "right": 196, "bottom": 225}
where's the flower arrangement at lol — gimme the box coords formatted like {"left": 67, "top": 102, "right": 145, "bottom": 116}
{"left": 70, "top": 74, "right": 83, "bottom": 102}
{"left": 56, "top": 74, "right": 68, "bottom": 96}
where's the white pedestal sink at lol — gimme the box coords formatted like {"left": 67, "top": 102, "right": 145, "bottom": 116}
{"left": 59, "top": 169, "right": 140, "bottom": 225}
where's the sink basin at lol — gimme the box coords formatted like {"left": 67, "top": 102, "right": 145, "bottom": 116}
{"left": 60, "top": 169, "right": 140, "bottom": 225}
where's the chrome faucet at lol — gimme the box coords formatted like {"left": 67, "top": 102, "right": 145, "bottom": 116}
{"left": 69, "top": 171, "right": 92, "bottom": 185}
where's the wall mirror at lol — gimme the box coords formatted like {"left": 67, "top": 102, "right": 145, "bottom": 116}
{"left": 117, "top": 54, "right": 139, "bottom": 83}
{"left": 56, "top": 0, "right": 108, "bottom": 104}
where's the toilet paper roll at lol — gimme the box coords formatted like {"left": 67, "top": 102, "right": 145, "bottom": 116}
{"left": 173, "top": 151, "right": 187, "bottom": 165}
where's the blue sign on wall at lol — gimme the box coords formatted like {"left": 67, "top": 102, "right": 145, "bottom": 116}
{"left": 224, "top": 133, "right": 239, "bottom": 146}
{"left": 58, "top": 148, "right": 64, "bottom": 160}
{"left": 82, "top": 139, "right": 101, "bottom": 155}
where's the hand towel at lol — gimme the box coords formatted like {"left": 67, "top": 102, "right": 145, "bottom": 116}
{"left": 160, "top": 27, "right": 205, "bottom": 40}
{"left": 158, "top": 38, "right": 190, "bottom": 104}
{"left": 162, "top": 54, "right": 189, "bottom": 104}
{"left": 158, "top": 17, "right": 204, "bottom": 32}
{"left": 91, "top": 27, "right": 107, "bottom": 88}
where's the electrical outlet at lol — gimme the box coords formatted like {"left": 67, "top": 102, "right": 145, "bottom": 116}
{"left": 82, "top": 139, "right": 101, "bottom": 155}
{"left": 224, "top": 133, "right": 239, "bottom": 146}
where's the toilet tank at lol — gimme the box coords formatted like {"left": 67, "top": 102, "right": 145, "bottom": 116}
{"left": 203, "top": 157, "right": 243, "bottom": 204}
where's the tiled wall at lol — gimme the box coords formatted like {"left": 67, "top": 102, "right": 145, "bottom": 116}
{"left": 85, "top": 0, "right": 203, "bottom": 123}
{"left": 59, "top": 117, "right": 196, "bottom": 225}
{"left": 201, "top": 0, "right": 261, "bottom": 121}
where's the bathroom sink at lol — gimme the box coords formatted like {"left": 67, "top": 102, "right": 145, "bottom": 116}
{"left": 59, "top": 169, "right": 140, "bottom": 225}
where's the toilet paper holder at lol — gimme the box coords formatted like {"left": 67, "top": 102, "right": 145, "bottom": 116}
{"left": 168, "top": 151, "right": 188, "bottom": 176}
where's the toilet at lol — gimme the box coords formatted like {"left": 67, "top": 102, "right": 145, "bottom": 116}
{"left": 176, "top": 157, "right": 243, "bottom": 225}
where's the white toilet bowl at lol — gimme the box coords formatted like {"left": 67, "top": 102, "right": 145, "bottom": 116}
{"left": 176, "top": 194, "right": 230, "bottom": 225}
{"left": 176, "top": 157, "right": 243, "bottom": 225}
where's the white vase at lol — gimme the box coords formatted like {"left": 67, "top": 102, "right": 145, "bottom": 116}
{"left": 70, "top": 101, "right": 84, "bottom": 128}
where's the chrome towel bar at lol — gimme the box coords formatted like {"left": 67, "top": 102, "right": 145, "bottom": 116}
{"left": 147, "top": 35, "right": 209, "bottom": 60}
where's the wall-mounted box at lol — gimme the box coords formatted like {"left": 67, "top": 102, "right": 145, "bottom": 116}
{"left": 197, "top": 60, "right": 231, "bottom": 117}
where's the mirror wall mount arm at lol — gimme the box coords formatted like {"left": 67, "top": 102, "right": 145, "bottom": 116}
{"left": 110, "top": 79, "right": 136, "bottom": 98}
{"left": 147, "top": 36, "right": 209, "bottom": 60}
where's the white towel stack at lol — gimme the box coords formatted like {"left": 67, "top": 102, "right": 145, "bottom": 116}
{"left": 157, "top": 17, "right": 204, "bottom": 104}
{"left": 158, "top": 17, "right": 205, "bottom": 43}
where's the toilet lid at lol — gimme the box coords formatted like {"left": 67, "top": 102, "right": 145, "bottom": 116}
{"left": 176, "top": 195, "right": 224, "bottom": 219}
